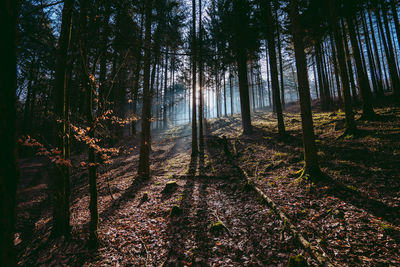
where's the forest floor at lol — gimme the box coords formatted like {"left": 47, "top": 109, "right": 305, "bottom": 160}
{"left": 15, "top": 103, "right": 400, "bottom": 266}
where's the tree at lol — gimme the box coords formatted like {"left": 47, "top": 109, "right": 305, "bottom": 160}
{"left": 344, "top": 7, "right": 376, "bottom": 119}
{"left": 288, "top": 0, "right": 320, "bottom": 177}
{"left": 52, "top": 0, "right": 74, "bottom": 238}
{"left": 138, "top": 0, "right": 154, "bottom": 178}
{"left": 191, "top": 0, "right": 198, "bottom": 153}
{"left": 0, "top": 1, "right": 19, "bottom": 265}
{"left": 233, "top": 0, "right": 253, "bottom": 135}
{"left": 328, "top": 0, "right": 357, "bottom": 134}
{"left": 261, "top": 0, "right": 286, "bottom": 137}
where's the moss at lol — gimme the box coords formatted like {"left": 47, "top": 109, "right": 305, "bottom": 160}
{"left": 380, "top": 223, "right": 399, "bottom": 235}
{"left": 287, "top": 255, "right": 308, "bottom": 267}
{"left": 274, "top": 152, "right": 288, "bottom": 158}
{"left": 170, "top": 205, "right": 182, "bottom": 217}
{"left": 344, "top": 134, "right": 354, "bottom": 140}
{"left": 346, "top": 185, "right": 357, "bottom": 191}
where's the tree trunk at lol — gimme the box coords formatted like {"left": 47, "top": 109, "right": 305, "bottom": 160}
{"left": 138, "top": 0, "right": 154, "bottom": 178}
{"left": 346, "top": 16, "right": 376, "bottom": 119}
{"left": 328, "top": 0, "right": 357, "bottom": 133}
{"left": 199, "top": 0, "right": 204, "bottom": 148}
{"left": 368, "top": 10, "right": 385, "bottom": 96}
{"left": 132, "top": 9, "right": 145, "bottom": 135}
{"left": 52, "top": 0, "right": 73, "bottom": 238}
{"left": 263, "top": 0, "right": 285, "bottom": 137}
{"left": 289, "top": 0, "right": 320, "bottom": 176}
{"left": 390, "top": 0, "right": 400, "bottom": 53}
{"left": 341, "top": 18, "right": 359, "bottom": 105}
{"left": 275, "top": 4, "right": 285, "bottom": 110}
{"left": 329, "top": 34, "right": 342, "bottom": 104}
{"left": 0, "top": 0, "right": 18, "bottom": 265}
{"left": 379, "top": 0, "right": 400, "bottom": 99}
{"left": 191, "top": 0, "right": 198, "bottom": 153}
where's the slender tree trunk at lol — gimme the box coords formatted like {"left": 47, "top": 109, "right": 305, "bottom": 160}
{"left": 163, "top": 48, "right": 168, "bottom": 128}
{"left": 328, "top": 0, "right": 357, "bottom": 133}
{"left": 265, "top": 43, "right": 273, "bottom": 108}
{"left": 313, "top": 56, "right": 319, "bottom": 99}
{"left": 229, "top": 66, "right": 234, "bottom": 115}
{"left": 199, "top": 0, "right": 204, "bottom": 148}
{"left": 329, "top": 34, "right": 342, "bottom": 104}
{"left": 132, "top": 10, "right": 145, "bottom": 135}
{"left": 52, "top": 0, "right": 73, "bottom": 238}
{"left": 138, "top": 0, "right": 153, "bottom": 178}
{"left": 263, "top": 0, "right": 285, "bottom": 137}
{"left": 191, "top": 0, "right": 198, "bottom": 153}
{"left": 390, "top": 0, "right": 400, "bottom": 52}
{"left": 368, "top": 10, "right": 385, "bottom": 96}
{"left": 341, "top": 18, "right": 359, "bottom": 104}
{"left": 379, "top": 0, "right": 400, "bottom": 99}
{"left": 362, "top": 11, "right": 380, "bottom": 98}
{"left": 99, "top": 2, "right": 111, "bottom": 114}
{"left": 289, "top": 0, "right": 320, "bottom": 176}
{"left": 346, "top": 16, "right": 376, "bottom": 118}
{"left": 0, "top": 0, "right": 18, "bottom": 265}
{"left": 275, "top": 4, "right": 285, "bottom": 110}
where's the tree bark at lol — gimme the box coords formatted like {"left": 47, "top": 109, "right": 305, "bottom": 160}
{"left": 346, "top": 16, "right": 376, "bottom": 119}
{"left": 0, "top": 0, "right": 19, "bottom": 265}
{"left": 289, "top": 0, "right": 320, "bottom": 176}
{"left": 262, "top": 0, "right": 285, "bottom": 137}
{"left": 138, "top": 0, "right": 154, "bottom": 177}
{"left": 328, "top": 0, "right": 357, "bottom": 133}
{"left": 52, "top": 0, "right": 74, "bottom": 238}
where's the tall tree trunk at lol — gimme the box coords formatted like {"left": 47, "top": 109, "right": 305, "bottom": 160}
{"left": 275, "top": 4, "right": 285, "bottom": 110}
{"left": 390, "top": 0, "right": 400, "bottom": 52}
{"left": 199, "top": 0, "right": 204, "bottom": 148}
{"left": 0, "top": 0, "right": 18, "bottom": 265}
{"left": 230, "top": 66, "right": 234, "bottom": 115}
{"left": 362, "top": 11, "right": 380, "bottom": 98}
{"left": 379, "top": 0, "right": 400, "bottom": 99}
{"left": 368, "top": 10, "right": 385, "bottom": 96}
{"left": 341, "top": 18, "right": 359, "bottom": 105}
{"left": 98, "top": 1, "right": 111, "bottom": 113}
{"left": 163, "top": 48, "right": 168, "bottom": 128}
{"left": 328, "top": 0, "right": 357, "bottom": 133}
{"left": 329, "top": 33, "right": 342, "bottom": 104}
{"left": 234, "top": 0, "right": 252, "bottom": 135}
{"left": 52, "top": 0, "right": 74, "bottom": 238}
{"left": 289, "top": 0, "right": 320, "bottom": 176}
{"left": 132, "top": 8, "right": 145, "bottom": 135}
{"left": 265, "top": 44, "right": 273, "bottom": 108}
{"left": 191, "top": 0, "right": 198, "bottom": 153}
{"left": 263, "top": 0, "right": 285, "bottom": 137}
{"left": 138, "top": 0, "right": 153, "bottom": 178}
{"left": 346, "top": 16, "right": 376, "bottom": 119}
{"left": 312, "top": 56, "right": 319, "bottom": 99}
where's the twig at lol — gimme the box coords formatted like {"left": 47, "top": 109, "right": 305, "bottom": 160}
{"left": 212, "top": 210, "right": 232, "bottom": 237}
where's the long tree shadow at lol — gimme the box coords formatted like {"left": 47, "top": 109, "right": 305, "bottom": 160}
{"left": 209, "top": 122, "right": 400, "bottom": 227}
{"left": 315, "top": 174, "right": 400, "bottom": 226}
{"left": 164, "top": 153, "right": 197, "bottom": 265}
